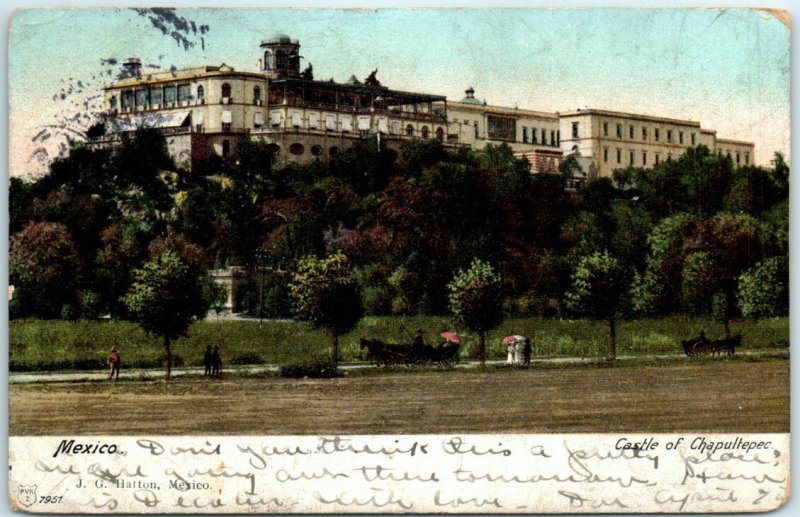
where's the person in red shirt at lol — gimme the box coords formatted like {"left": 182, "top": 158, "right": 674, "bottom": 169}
{"left": 108, "top": 346, "right": 120, "bottom": 380}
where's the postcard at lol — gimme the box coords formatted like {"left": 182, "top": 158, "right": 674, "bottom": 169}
{"left": 7, "top": 7, "right": 790, "bottom": 513}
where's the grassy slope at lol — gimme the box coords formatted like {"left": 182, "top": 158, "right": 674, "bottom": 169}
{"left": 9, "top": 316, "right": 789, "bottom": 372}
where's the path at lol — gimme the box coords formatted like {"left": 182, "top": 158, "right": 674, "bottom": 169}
{"left": 8, "top": 348, "right": 788, "bottom": 384}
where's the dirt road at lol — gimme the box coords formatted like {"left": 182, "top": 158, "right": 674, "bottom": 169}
{"left": 9, "top": 360, "right": 788, "bottom": 435}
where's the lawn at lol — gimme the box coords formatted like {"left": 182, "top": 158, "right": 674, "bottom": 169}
{"left": 9, "top": 316, "right": 789, "bottom": 372}
{"left": 8, "top": 359, "right": 789, "bottom": 435}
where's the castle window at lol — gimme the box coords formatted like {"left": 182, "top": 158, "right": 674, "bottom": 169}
{"left": 436, "top": 127, "right": 444, "bottom": 141}
{"left": 642, "top": 151, "right": 647, "bottom": 166}
{"left": 221, "top": 110, "right": 232, "bottom": 131}
{"left": 291, "top": 112, "right": 302, "bottom": 127}
{"left": 150, "top": 87, "right": 163, "bottom": 105}
{"left": 629, "top": 125, "right": 634, "bottom": 139}
{"left": 311, "top": 145, "right": 322, "bottom": 157}
{"left": 329, "top": 146, "right": 339, "bottom": 157}
{"left": 254, "top": 112, "right": 263, "bottom": 128}
{"left": 736, "top": 152, "right": 740, "bottom": 165}
{"left": 629, "top": 150, "right": 635, "bottom": 165}
{"left": 487, "top": 115, "right": 516, "bottom": 141}
{"left": 603, "top": 147, "right": 608, "bottom": 163}
{"left": 642, "top": 127, "right": 647, "bottom": 141}
{"left": 679, "top": 131, "right": 684, "bottom": 144}
{"left": 667, "top": 129, "right": 673, "bottom": 142}
{"left": 691, "top": 133, "right": 696, "bottom": 145}
{"left": 164, "top": 85, "right": 177, "bottom": 105}
{"left": 616, "top": 124, "right": 622, "bottom": 138}
{"left": 178, "top": 84, "right": 191, "bottom": 102}
{"left": 121, "top": 90, "right": 134, "bottom": 109}
{"left": 617, "top": 148, "right": 621, "bottom": 163}
{"left": 221, "top": 83, "right": 231, "bottom": 99}
{"left": 655, "top": 128, "right": 660, "bottom": 141}
{"left": 552, "top": 130, "right": 558, "bottom": 146}
{"left": 135, "top": 89, "right": 149, "bottom": 108}
{"left": 531, "top": 128, "right": 537, "bottom": 144}
{"left": 540, "top": 129, "right": 547, "bottom": 145}
{"left": 406, "top": 124, "right": 414, "bottom": 136}
{"left": 655, "top": 154, "right": 660, "bottom": 165}
{"left": 290, "top": 143, "right": 305, "bottom": 155}
{"left": 222, "top": 139, "right": 230, "bottom": 158}
{"left": 421, "top": 126, "right": 430, "bottom": 139}
{"left": 572, "top": 122, "right": 579, "bottom": 139}
{"left": 745, "top": 152, "right": 750, "bottom": 164}
{"left": 474, "top": 122, "right": 479, "bottom": 138}
{"left": 196, "top": 85, "right": 204, "bottom": 102}
{"left": 603, "top": 122, "right": 609, "bottom": 136}
{"left": 522, "top": 127, "right": 528, "bottom": 143}
{"left": 276, "top": 50, "right": 287, "bottom": 68}
{"left": 263, "top": 51, "right": 272, "bottom": 70}
{"left": 253, "top": 86, "right": 261, "bottom": 103}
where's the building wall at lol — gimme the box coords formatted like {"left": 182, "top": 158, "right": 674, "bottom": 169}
{"left": 100, "top": 66, "right": 755, "bottom": 175}
{"left": 558, "top": 110, "right": 722, "bottom": 178}
{"left": 717, "top": 139, "right": 755, "bottom": 167}
{"left": 444, "top": 102, "right": 561, "bottom": 152}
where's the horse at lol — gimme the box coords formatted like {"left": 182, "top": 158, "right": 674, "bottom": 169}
{"left": 712, "top": 334, "right": 741, "bottom": 357}
{"left": 682, "top": 339, "right": 698, "bottom": 357}
{"left": 360, "top": 338, "right": 391, "bottom": 367}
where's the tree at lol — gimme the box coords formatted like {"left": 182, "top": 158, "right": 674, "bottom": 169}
{"left": 289, "top": 253, "right": 363, "bottom": 366}
{"left": 565, "top": 251, "right": 629, "bottom": 360}
{"left": 737, "top": 257, "right": 788, "bottom": 319}
{"left": 123, "top": 251, "right": 210, "bottom": 379}
{"left": 447, "top": 259, "right": 503, "bottom": 366}
{"left": 300, "top": 63, "right": 314, "bottom": 81}
{"left": 9, "top": 222, "right": 82, "bottom": 318}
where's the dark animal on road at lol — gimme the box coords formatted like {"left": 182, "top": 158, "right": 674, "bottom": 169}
{"left": 712, "top": 334, "right": 741, "bottom": 357}
{"left": 682, "top": 339, "right": 698, "bottom": 357}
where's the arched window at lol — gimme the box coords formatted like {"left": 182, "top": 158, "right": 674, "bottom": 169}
{"left": 109, "top": 95, "right": 117, "bottom": 109}
{"left": 406, "top": 125, "right": 414, "bottom": 136}
{"left": 253, "top": 86, "right": 261, "bottom": 103}
{"left": 196, "top": 85, "right": 204, "bottom": 103}
{"left": 263, "top": 51, "right": 272, "bottom": 70}
{"left": 289, "top": 143, "right": 305, "bottom": 155}
{"left": 436, "top": 127, "right": 444, "bottom": 142}
{"left": 222, "top": 139, "right": 230, "bottom": 158}
{"left": 221, "top": 83, "right": 231, "bottom": 99}
{"left": 276, "top": 50, "right": 287, "bottom": 68}
{"left": 421, "top": 126, "right": 429, "bottom": 139}
{"left": 329, "top": 146, "right": 339, "bottom": 157}
{"left": 311, "top": 145, "right": 323, "bottom": 157}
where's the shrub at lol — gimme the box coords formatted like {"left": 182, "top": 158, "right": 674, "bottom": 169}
{"left": 738, "top": 257, "right": 789, "bottom": 319}
{"left": 280, "top": 361, "right": 340, "bottom": 379}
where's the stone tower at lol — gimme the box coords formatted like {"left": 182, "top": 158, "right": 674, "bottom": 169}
{"left": 260, "top": 33, "right": 301, "bottom": 79}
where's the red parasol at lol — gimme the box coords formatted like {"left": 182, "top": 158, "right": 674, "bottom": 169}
{"left": 502, "top": 335, "right": 526, "bottom": 344}
{"left": 440, "top": 331, "right": 462, "bottom": 344}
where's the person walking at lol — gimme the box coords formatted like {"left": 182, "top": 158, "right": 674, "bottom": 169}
{"left": 107, "top": 346, "right": 121, "bottom": 380}
{"left": 203, "top": 345, "right": 213, "bottom": 376}
{"left": 523, "top": 337, "right": 532, "bottom": 367}
{"left": 211, "top": 344, "right": 222, "bottom": 377}
{"left": 506, "top": 342, "right": 515, "bottom": 364}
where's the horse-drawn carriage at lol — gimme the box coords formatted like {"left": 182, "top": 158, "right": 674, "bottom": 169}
{"left": 360, "top": 338, "right": 461, "bottom": 367}
{"left": 681, "top": 334, "right": 741, "bottom": 357}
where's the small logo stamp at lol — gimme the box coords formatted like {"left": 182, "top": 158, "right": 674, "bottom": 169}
{"left": 17, "top": 484, "right": 37, "bottom": 507}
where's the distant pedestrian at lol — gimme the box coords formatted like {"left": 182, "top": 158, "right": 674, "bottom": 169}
{"left": 203, "top": 345, "right": 213, "bottom": 376}
{"left": 211, "top": 344, "right": 222, "bottom": 377}
{"left": 108, "top": 346, "right": 121, "bottom": 380}
{"left": 523, "top": 337, "right": 532, "bottom": 367}
{"left": 506, "top": 342, "right": 515, "bottom": 364}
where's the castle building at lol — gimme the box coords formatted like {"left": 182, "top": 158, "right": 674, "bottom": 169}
{"left": 95, "top": 34, "right": 754, "bottom": 179}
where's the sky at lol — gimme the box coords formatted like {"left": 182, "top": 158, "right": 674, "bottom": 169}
{"left": 8, "top": 7, "right": 790, "bottom": 177}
